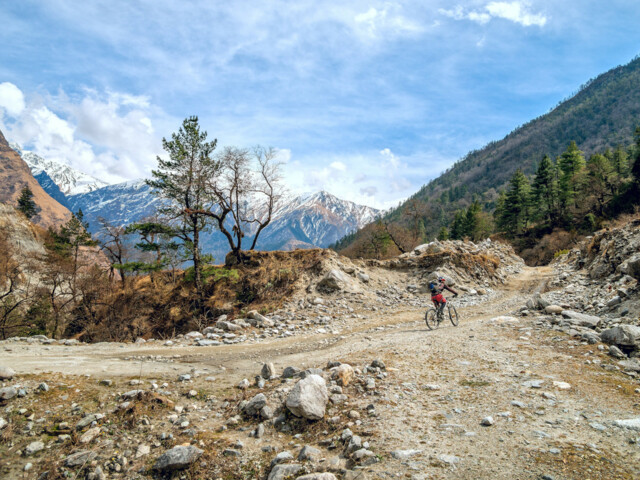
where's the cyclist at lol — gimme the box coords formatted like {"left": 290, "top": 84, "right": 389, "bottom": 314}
{"left": 429, "top": 276, "right": 459, "bottom": 318}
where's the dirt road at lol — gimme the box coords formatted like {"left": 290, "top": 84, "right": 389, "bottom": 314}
{"left": 2, "top": 266, "right": 639, "bottom": 479}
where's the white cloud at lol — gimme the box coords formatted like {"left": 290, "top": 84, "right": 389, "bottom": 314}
{"left": 329, "top": 161, "right": 346, "bottom": 171}
{"left": 2, "top": 84, "right": 164, "bottom": 184}
{"left": 353, "top": 4, "right": 423, "bottom": 39}
{"left": 440, "top": 1, "right": 547, "bottom": 27}
{"left": 0, "top": 82, "right": 26, "bottom": 117}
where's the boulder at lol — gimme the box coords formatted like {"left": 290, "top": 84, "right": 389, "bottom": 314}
{"left": 560, "top": 310, "right": 601, "bottom": 328}
{"left": 242, "top": 393, "right": 267, "bottom": 416}
{"left": 286, "top": 374, "right": 328, "bottom": 420}
{"left": 0, "top": 366, "right": 16, "bottom": 380}
{"left": 601, "top": 325, "right": 640, "bottom": 348}
{"left": 153, "top": 445, "right": 203, "bottom": 471}
{"left": 318, "top": 269, "right": 356, "bottom": 292}
{"left": 618, "top": 253, "right": 640, "bottom": 280}
{"left": 331, "top": 364, "right": 354, "bottom": 387}
{"left": 357, "top": 272, "right": 370, "bottom": 283}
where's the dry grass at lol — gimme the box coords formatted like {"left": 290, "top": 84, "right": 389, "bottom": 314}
{"left": 530, "top": 444, "right": 636, "bottom": 480}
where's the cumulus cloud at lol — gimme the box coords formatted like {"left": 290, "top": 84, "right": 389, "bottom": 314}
{"left": 440, "top": 1, "right": 547, "bottom": 27}
{"left": 329, "top": 161, "right": 346, "bottom": 171}
{"left": 0, "top": 82, "right": 26, "bottom": 117}
{"left": 1, "top": 84, "right": 164, "bottom": 184}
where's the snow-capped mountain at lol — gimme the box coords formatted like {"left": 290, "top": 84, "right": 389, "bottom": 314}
{"left": 12, "top": 144, "right": 108, "bottom": 195}
{"left": 257, "top": 191, "right": 379, "bottom": 250}
{"left": 18, "top": 145, "right": 381, "bottom": 256}
{"left": 67, "top": 180, "right": 161, "bottom": 228}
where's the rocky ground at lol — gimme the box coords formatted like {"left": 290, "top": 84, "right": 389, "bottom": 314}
{"left": 1, "top": 234, "right": 639, "bottom": 480}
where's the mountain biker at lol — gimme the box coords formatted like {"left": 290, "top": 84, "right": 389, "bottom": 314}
{"left": 429, "top": 276, "right": 458, "bottom": 314}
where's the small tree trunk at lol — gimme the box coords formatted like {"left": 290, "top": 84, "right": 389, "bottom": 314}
{"left": 192, "top": 221, "right": 203, "bottom": 313}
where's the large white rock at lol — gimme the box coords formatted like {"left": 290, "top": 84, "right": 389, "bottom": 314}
{"left": 286, "top": 374, "right": 328, "bottom": 420}
{"left": 318, "top": 269, "right": 356, "bottom": 292}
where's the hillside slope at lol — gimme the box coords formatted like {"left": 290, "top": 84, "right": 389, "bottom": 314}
{"left": 338, "top": 55, "right": 640, "bottom": 250}
{"left": 0, "top": 129, "right": 71, "bottom": 228}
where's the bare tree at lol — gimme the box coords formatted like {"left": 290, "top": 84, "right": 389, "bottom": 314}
{"left": 190, "top": 146, "right": 284, "bottom": 263}
{"left": 97, "top": 217, "right": 130, "bottom": 288}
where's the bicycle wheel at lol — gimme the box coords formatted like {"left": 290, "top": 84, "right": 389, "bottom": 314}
{"left": 425, "top": 308, "right": 439, "bottom": 330}
{"left": 448, "top": 304, "right": 459, "bottom": 326}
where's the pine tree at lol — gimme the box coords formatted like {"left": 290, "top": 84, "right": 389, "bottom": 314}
{"left": 611, "top": 146, "right": 629, "bottom": 177}
{"left": 557, "top": 141, "right": 586, "bottom": 215}
{"left": 147, "top": 116, "right": 218, "bottom": 312}
{"left": 17, "top": 186, "right": 37, "bottom": 219}
{"left": 501, "top": 169, "right": 530, "bottom": 235}
{"left": 437, "top": 226, "right": 449, "bottom": 241}
{"left": 450, "top": 210, "right": 467, "bottom": 239}
{"left": 531, "top": 155, "right": 558, "bottom": 224}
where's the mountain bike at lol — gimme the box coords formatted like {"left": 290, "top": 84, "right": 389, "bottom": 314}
{"left": 425, "top": 297, "right": 459, "bottom": 330}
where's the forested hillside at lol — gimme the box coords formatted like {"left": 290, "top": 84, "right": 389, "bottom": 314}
{"left": 334, "top": 55, "right": 640, "bottom": 258}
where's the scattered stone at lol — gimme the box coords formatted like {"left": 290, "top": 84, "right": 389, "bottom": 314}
{"left": 0, "top": 366, "right": 16, "bottom": 380}
{"left": 614, "top": 418, "right": 640, "bottom": 431}
{"left": 271, "top": 451, "right": 294, "bottom": 467}
{"left": 560, "top": 311, "right": 601, "bottom": 328}
{"left": 268, "top": 464, "right": 303, "bottom": 480}
{"left": 297, "top": 474, "right": 338, "bottom": 480}
{"left": 79, "top": 427, "right": 101, "bottom": 444}
{"left": 243, "top": 393, "right": 268, "bottom": 416}
{"left": 331, "top": 363, "right": 354, "bottom": 386}
{"left": 262, "top": 363, "right": 277, "bottom": 379}
{"left": 601, "top": 325, "right": 640, "bottom": 348}
{"left": 552, "top": 381, "right": 571, "bottom": 390}
{"left": 481, "top": 416, "right": 494, "bottom": 426}
{"left": 136, "top": 444, "right": 151, "bottom": 458}
{"left": 544, "top": 305, "right": 563, "bottom": 315}
{"left": 37, "top": 382, "right": 49, "bottom": 392}
{"left": 437, "top": 454, "right": 460, "bottom": 465}
{"left": 298, "top": 445, "right": 322, "bottom": 461}
{"left": 0, "top": 387, "right": 17, "bottom": 401}
{"left": 391, "top": 449, "right": 421, "bottom": 459}
{"left": 99, "top": 379, "right": 113, "bottom": 386}
{"left": 283, "top": 366, "right": 302, "bottom": 378}
{"left": 0, "top": 417, "right": 7, "bottom": 429}
{"left": 237, "top": 379, "right": 250, "bottom": 389}
{"left": 65, "top": 450, "right": 97, "bottom": 467}
{"left": 24, "top": 441, "right": 44, "bottom": 456}
{"left": 153, "top": 445, "right": 204, "bottom": 471}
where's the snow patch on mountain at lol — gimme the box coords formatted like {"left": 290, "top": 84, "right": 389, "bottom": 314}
{"left": 12, "top": 143, "right": 108, "bottom": 195}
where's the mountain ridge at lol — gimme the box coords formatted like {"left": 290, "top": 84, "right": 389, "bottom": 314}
{"left": 336, "top": 54, "right": 640, "bottom": 253}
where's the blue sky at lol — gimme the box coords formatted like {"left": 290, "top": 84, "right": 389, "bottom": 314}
{"left": 0, "top": 1, "right": 639, "bottom": 208}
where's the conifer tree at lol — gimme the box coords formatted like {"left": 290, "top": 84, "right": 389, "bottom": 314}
{"left": 611, "top": 146, "right": 629, "bottom": 176}
{"left": 557, "top": 141, "right": 586, "bottom": 214}
{"left": 147, "top": 116, "right": 218, "bottom": 311}
{"left": 531, "top": 155, "right": 558, "bottom": 224}
{"left": 17, "top": 186, "right": 37, "bottom": 219}
{"left": 501, "top": 169, "right": 530, "bottom": 235}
